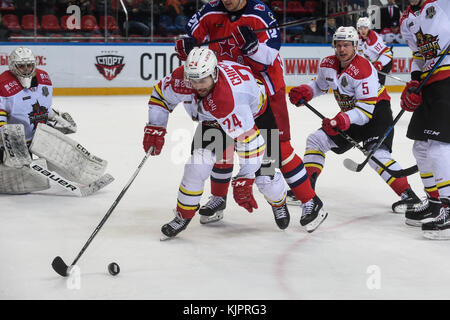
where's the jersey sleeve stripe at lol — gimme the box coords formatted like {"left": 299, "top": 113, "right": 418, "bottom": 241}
{"left": 149, "top": 96, "right": 169, "bottom": 110}
{"left": 354, "top": 105, "right": 373, "bottom": 119}
{"left": 154, "top": 83, "right": 165, "bottom": 100}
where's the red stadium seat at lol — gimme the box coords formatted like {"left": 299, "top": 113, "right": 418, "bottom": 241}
{"left": 81, "top": 15, "right": 99, "bottom": 32}
{"left": 287, "top": 1, "right": 307, "bottom": 15}
{"left": 48, "top": 33, "right": 65, "bottom": 42}
{"left": 304, "top": 1, "right": 318, "bottom": 14}
{"left": 22, "top": 14, "right": 41, "bottom": 30}
{"left": 2, "top": 14, "right": 21, "bottom": 31}
{"left": 42, "top": 14, "right": 61, "bottom": 32}
{"left": 99, "top": 16, "right": 119, "bottom": 32}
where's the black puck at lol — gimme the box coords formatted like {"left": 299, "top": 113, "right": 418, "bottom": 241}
{"left": 108, "top": 262, "right": 120, "bottom": 276}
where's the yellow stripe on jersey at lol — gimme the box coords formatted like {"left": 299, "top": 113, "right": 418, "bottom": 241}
{"left": 239, "top": 128, "right": 260, "bottom": 144}
{"left": 0, "top": 111, "right": 7, "bottom": 116}
{"left": 425, "top": 186, "right": 438, "bottom": 192}
{"left": 179, "top": 185, "right": 203, "bottom": 196}
{"left": 305, "top": 163, "right": 324, "bottom": 170}
{"left": 154, "top": 83, "right": 165, "bottom": 100}
{"left": 354, "top": 105, "right": 373, "bottom": 119}
{"left": 0, "top": 121, "right": 6, "bottom": 127}
{"left": 420, "top": 65, "right": 450, "bottom": 80}
{"left": 377, "top": 160, "right": 395, "bottom": 175}
{"left": 236, "top": 144, "right": 266, "bottom": 158}
{"left": 412, "top": 51, "right": 424, "bottom": 60}
{"left": 258, "top": 92, "right": 267, "bottom": 111}
{"left": 149, "top": 96, "right": 169, "bottom": 110}
{"left": 387, "top": 177, "right": 395, "bottom": 186}
{"left": 420, "top": 172, "right": 434, "bottom": 179}
{"left": 305, "top": 150, "right": 326, "bottom": 158}
{"left": 437, "top": 180, "right": 450, "bottom": 190}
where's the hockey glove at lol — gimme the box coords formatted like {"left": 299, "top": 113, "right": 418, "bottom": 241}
{"left": 400, "top": 80, "right": 422, "bottom": 112}
{"left": 232, "top": 25, "right": 259, "bottom": 56}
{"left": 372, "top": 61, "right": 383, "bottom": 71}
{"left": 232, "top": 177, "right": 258, "bottom": 213}
{"left": 322, "top": 112, "right": 351, "bottom": 136}
{"left": 175, "top": 37, "right": 198, "bottom": 61}
{"left": 289, "top": 84, "right": 314, "bottom": 106}
{"left": 48, "top": 108, "right": 77, "bottom": 134}
{"left": 143, "top": 124, "right": 166, "bottom": 155}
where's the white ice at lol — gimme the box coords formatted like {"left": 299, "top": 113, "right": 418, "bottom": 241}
{"left": 1, "top": 93, "right": 449, "bottom": 300}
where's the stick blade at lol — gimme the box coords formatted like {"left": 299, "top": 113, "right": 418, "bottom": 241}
{"left": 343, "top": 158, "right": 361, "bottom": 172}
{"left": 52, "top": 256, "right": 69, "bottom": 277}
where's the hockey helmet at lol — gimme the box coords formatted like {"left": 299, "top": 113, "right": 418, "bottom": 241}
{"left": 357, "top": 17, "right": 371, "bottom": 30}
{"left": 8, "top": 47, "right": 36, "bottom": 88}
{"left": 185, "top": 48, "right": 219, "bottom": 83}
{"left": 332, "top": 26, "right": 359, "bottom": 48}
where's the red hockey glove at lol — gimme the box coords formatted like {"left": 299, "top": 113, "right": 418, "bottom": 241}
{"left": 175, "top": 37, "right": 198, "bottom": 61}
{"left": 322, "top": 112, "right": 351, "bottom": 136}
{"left": 372, "top": 61, "right": 383, "bottom": 71}
{"left": 143, "top": 125, "right": 166, "bottom": 155}
{"left": 231, "top": 177, "right": 258, "bottom": 213}
{"left": 400, "top": 80, "right": 422, "bottom": 112}
{"left": 232, "top": 25, "right": 259, "bottom": 56}
{"left": 289, "top": 84, "right": 314, "bottom": 106}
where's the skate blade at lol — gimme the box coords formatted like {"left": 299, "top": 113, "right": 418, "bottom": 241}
{"left": 200, "top": 211, "right": 224, "bottom": 224}
{"left": 286, "top": 199, "right": 301, "bottom": 207}
{"left": 306, "top": 211, "right": 328, "bottom": 233}
{"left": 160, "top": 234, "right": 176, "bottom": 241}
{"left": 392, "top": 204, "right": 407, "bottom": 214}
{"left": 423, "top": 230, "right": 450, "bottom": 240}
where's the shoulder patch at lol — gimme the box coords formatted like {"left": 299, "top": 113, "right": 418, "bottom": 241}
{"left": 320, "top": 55, "right": 339, "bottom": 70}
{"left": 0, "top": 70, "right": 23, "bottom": 97}
{"left": 204, "top": 72, "right": 234, "bottom": 119}
{"left": 167, "top": 66, "right": 194, "bottom": 95}
{"left": 254, "top": 4, "right": 265, "bottom": 11}
{"left": 345, "top": 55, "right": 373, "bottom": 80}
{"left": 366, "top": 30, "right": 379, "bottom": 45}
{"left": 35, "top": 69, "right": 52, "bottom": 86}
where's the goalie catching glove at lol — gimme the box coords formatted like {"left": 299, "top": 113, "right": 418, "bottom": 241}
{"left": 47, "top": 108, "right": 77, "bottom": 134}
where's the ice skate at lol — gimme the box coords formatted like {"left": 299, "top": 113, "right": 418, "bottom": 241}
{"left": 271, "top": 202, "right": 290, "bottom": 230}
{"left": 405, "top": 197, "right": 443, "bottom": 227}
{"left": 300, "top": 195, "right": 328, "bottom": 233}
{"left": 160, "top": 210, "right": 192, "bottom": 240}
{"left": 199, "top": 196, "right": 226, "bottom": 224}
{"left": 422, "top": 199, "right": 450, "bottom": 240}
{"left": 391, "top": 188, "right": 421, "bottom": 213}
{"left": 286, "top": 173, "right": 317, "bottom": 207}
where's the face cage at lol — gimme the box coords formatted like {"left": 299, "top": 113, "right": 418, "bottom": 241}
{"left": 12, "top": 61, "right": 36, "bottom": 78}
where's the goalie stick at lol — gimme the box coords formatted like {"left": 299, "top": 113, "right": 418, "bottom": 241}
{"left": 52, "top": 147, "right": 154, "bottom": 277}
{"left": 344, "top": 44, "right": 450, "bottom": 173}
{"left": 301, "top": 101, "right": 418, "bottom": 178}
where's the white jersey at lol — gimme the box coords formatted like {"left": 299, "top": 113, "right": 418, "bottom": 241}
{"left": 382, "top": 31, "right": 406, "bottom": 44}
{"left": 148, "top": 60, "right": 267, "bottom": 177}
{"left": 400, "top": 0, "right": 450, "bottom": 84}
{"left": 0, "top": 69, "right": 53, "bottom": 142}
{"left": 308, "top": 54, "right": 390, "bottom": 126}
{"left": 357, "top": 30, "right": 393, "bottom": 67}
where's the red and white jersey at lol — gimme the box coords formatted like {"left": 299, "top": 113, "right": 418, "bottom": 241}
{"left": 357, "top": 30, "right": 393, "bottom": 67}
{"left": 400, "top": 0, "right": 450, "bottom": 85}
{"left": 148, "top": 60, "right": 267, "bottom": 177}
{"left": 381, "top": 28, "right": 406, "bottom": 44}
{"left": 0, "top": 69, "right": 53, "bottom": 142}
{"left": 185, "top": 0, "right": 284, "bottom": 95}
{"left": 308, "top": 54, "right": 390, "bottom": 126}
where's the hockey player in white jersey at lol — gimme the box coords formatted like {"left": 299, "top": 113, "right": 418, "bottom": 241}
{"left": 288, "top": 26, "right": 421, "bottom": 214}
{"left": 143, "top": 48, "right": 327, "bottom": 239}
{"left": 357, "top": 17, "right": 393, "bottom": 85}
{"left": 399, "top": 0, "right": 450, "bottom": 239}
{"left": 0, "top": 47, "right": 113, "bottom": 196}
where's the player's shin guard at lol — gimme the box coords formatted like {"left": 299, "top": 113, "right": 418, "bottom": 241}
{"left": 280, "top": 141, "right": 315, "bottom": 204}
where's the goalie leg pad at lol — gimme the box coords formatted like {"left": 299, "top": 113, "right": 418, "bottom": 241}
{"left": 30, "top": 123, "right": 107, "bottom": 185}
{"left": 1, "top": 124, "right": 32, "bottom": 168}
{"left": 0, "top": 158, "right": 49, "bottom": 194}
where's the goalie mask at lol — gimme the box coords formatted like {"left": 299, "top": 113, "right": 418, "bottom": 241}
{"left": 9, "top": 47, "right": 36, "bottom": 89}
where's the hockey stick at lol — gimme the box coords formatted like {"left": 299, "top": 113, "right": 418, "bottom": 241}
{"left": 52, "top": 147, "right": 154, "bottom": 277}
{"left": 377, "top": 71, "right": 408, "bottom": 84}
{"left": 344, "top": 44, "right": 450, "bottom": 173}
{"left": 301, "top": 101, "right": 418, "bottom": 178}
{"left": 28, "top": 161, "right": 114, "bottom": 197}
{"left": 197, "top": 8, "right": 367, "bottom": 46}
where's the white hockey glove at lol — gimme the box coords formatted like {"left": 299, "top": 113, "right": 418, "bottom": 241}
{"left": 48, "top": 108, "right": 77, "bottom": 134}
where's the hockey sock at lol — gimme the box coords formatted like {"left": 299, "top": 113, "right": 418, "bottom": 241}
{"left": 176, "top": 184, "right": 202, "bottom": 219}
{"left": 420, "top": 172, "right": 440, "bottom": 199}
{"left": 210, "top": 162, "right": 233, "bottom": 197}
{"left": 280, "top": 141, "right": 315, "bottom": 203}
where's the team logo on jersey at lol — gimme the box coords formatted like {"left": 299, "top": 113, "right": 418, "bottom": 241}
{"left": 218, "top": 39, "right": 236, "bottom": 58}
{"left": 341, "top": 76, "right": 348, "bottom": 87}
{"left": 415, "top": 30, "right": 440, "bottom": 60}
{"left": 333, "top": 90, "right": 355, "bottom": 111}
{"left": 28, "top": 101, "right": 48, "bottom": 129}
{"left": 254, "top": 4, "right": 265, "bottom": 11}
{"left": 425, "top": 6, "right": 436, "bottom": 19}
{"left": 95, "top": 54, "right": 125, "bottom": 81}
{"left": 42, "top": 86, "right": 49, "bottom": 97}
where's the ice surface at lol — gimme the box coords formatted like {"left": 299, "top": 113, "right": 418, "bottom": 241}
{"left": 1, "top": 93, "right": 449, "bottom": 300}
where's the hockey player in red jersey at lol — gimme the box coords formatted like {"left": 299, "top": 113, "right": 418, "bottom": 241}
{"left": 400, "top": 0, "right": 450, "bottom": 239}
{"left": 144, "top": 48, "right": 328, "bottom": 239}
{"left": 0, "top": 47, "right": 113, "bottom": 195}
{"left": 288, "top": 26, "right": 421, "bottom": 214}
{"left": 357, "top": 17, "right": 393, "bottom": 86}
{"left": 175, "top": 0, "right": 321, "bottom": 226}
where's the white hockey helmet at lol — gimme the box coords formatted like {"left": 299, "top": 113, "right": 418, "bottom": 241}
{"left": 185, "top": 48, "right": 218, "bottom": 83}
{"left": 8, "top": 47, "right": 36, "bottom": 88}
{"left": 332, "top": 26, "right": 359, "bottom": 48}
{"left": 357, "top": 17, "right": 371, "bottom": 30}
